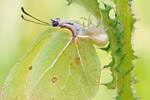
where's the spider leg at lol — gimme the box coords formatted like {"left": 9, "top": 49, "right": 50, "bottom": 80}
{"left": 99, "top": 9, "right": 104, "bottom": 30}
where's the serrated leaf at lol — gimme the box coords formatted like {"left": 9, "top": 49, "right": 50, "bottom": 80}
{"left": 103, "top": 57, "right": 115, "bottom": 68}
{"left": 107, "top": 57, "right": 115, "bottom": 68}
{"left": 102, "top": 4, "right": 112, "bottom": 13}
{"left": 109, "top": 14, "right": 119, "bottom": 28}
{"left": 102, "top": 74, "right": 116, "bottom": 89}
{"left": 1, "top": 28, "right": 101, "bottom": 100}
{"left": 66, "top": 0, "right": 101, "bottom": 23}
{"left": 100, "top": 43, "right": 110, "bottom": 51}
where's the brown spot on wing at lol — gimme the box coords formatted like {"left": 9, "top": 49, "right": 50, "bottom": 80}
{"left": 29, "top": 66, "right": 32, "bottom": 70}
{"left": 74, "top": 57, "right": 80, "bottom": 65}
{"left": 51, "top": 77, "right": 58, "bottom": 83}
{"left": 70, "top": 63, "right": 76, "bottom": 70}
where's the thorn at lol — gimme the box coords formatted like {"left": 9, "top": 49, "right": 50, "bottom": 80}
{"left": 134, "top": 56, "right": 143, "bottom": 59}
{"left": 131, "top": 44, "right": 135, "bottom": 47}
{"left": 100, "top": 83, "right": 104, "bottom": 85}
{"left": 133, "top": 55, "right": 141, "bottom": 60}
{"left": 135, "top": 97, "right": 144, "bottom": 99}
{"left": 111, "top": 54, "right": 116, "bottom": 58}
{"left": 136, "top": 18, "right": 142, "bottom": 22}
{"left": 132, "top": 63, "right": 135, "bottom": 67}
{"left": 100, "top": 68, "right": 105, "bottom": 71}
{"left": 137, "top": 57, "right": 143, "bottom": 59}
{"left": 101, "top": 0, "right": 105, "bottom": 5}
{"left": 111, "top": 68, "right": 116, "bottom": 71}
{"left": 132, "top": 13, "right": 140, "bottom": 16}
{"left": 132, "top": 72, "right": 140, "bottom": 78}
{"left": 111, "top": 97, "right": 117, "bottom": 99}
{"left": 136, "top": 81, "right": 144, "bottom": 83}
{"left": 128, "top": 4, "right": 131, "bottom": 7}
{"left": 111, "top": 6, "right": 116, "bottom": 10}
{"left": 123, "top": 41, "right": 126, "bottom": 45}
{"left": 123, "top": 52, "right": 128, "bottom": 56}
{"left": 134, "top": 27, "right": 141, "bottom": 30}
{"left": 103, "top": 65, "right": 108, "bottom": 69}
{"left": 129, "top": 66, "right": 135, "bottom": 71}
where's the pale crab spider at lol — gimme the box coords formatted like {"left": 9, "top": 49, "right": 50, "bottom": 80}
{"left": 80, "top": 10, "right": 109, "bottom": 46}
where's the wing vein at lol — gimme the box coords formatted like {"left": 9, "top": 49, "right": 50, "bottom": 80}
{"left": 74, "top": 41, "right": 95, "bottom": 95}
{"left": 61, "top": 59, "right": 71, "bottom": 90}
{"left": 34, "top": 39, "right": 72, "bottom": 87}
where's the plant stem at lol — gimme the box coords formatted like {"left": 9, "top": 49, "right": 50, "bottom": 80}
{"left": 115, "top": 0, "right": 134, "bottom": 100}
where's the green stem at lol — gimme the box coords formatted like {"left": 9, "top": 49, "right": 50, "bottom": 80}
{"left": 115, "top": 0, "right": 134, "bottom": 100}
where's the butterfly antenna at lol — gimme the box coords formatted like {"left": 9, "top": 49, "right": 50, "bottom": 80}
{"left": 21, "top": 7, "right": 50, "bottom": 25}
{"left": 21, "top": 15, "right": 50, "bottom": 26}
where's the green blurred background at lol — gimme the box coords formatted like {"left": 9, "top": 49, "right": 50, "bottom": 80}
{"left": 0, "top": 0, "right": 150, "bottom": 100}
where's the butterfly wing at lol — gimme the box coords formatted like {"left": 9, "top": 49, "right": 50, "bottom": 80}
{"left": 1, "top": 28, "right": 101, "bottom": 100}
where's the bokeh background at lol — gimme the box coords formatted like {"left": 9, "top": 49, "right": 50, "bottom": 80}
{"left": 0, "top": 0, "right": 150, "bottom": 100}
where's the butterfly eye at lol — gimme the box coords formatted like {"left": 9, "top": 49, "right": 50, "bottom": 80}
{"left": 52, "top": 21, "right": 59, "bottom": 27}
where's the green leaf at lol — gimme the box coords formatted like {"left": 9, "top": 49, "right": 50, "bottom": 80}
{"left": 103, "top": 57, "right": 115, "bottom": 69}
{"left": 67, "top": 0, "right": 72, "bottom": 5}
{"left": 100, "top": 43, "right": 110, "bottom": 51}
{"left": 107, "top": 57, "right": 115, "bottom": 68}
{"left": 66, "top": 0, "right": 101, "bottom": 23}
{"left": 1, "top": 28, "right": 101, "bottom": 100}
{"left": 102, "top": 4, "right": 112, "bottom": 13}
{"left": 102, "top": 74, "right": 116, "bottom": 89}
